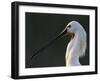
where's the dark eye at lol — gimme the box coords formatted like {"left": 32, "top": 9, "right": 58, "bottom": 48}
{"left": 67, "top": 25, "right": 71, "bottom": 28}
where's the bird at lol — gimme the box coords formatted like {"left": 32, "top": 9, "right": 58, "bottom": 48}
{"left": 31, "top": 21, "right": 87, "bottom": 66}
{"left": 64, "top": 21, "right": 87, "bottom": 66}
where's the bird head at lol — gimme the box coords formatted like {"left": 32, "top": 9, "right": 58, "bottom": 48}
{"left": 66, "top": 21, "right": 81, "bottom": 33}
{"left": 58, "top": 21, "right": 86, "bottom": 39}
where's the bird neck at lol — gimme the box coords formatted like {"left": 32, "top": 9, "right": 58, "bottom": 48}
{"left": 66, "top": 32, "right": 81, "bottom": 66}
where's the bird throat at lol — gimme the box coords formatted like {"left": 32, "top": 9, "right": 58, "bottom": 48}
{"left": 66, "top": 32, "right": 75, "bottom": 40}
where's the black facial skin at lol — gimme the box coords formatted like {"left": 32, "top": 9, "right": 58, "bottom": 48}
{"left": 67, "top": 25, "right": 71, "bottom": 28}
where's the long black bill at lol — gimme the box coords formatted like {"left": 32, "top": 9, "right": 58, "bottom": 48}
{"left": 31, "top": 28, "right": 67, "bottom": 60}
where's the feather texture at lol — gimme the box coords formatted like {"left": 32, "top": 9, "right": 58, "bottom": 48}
{"left": 65, "top": 21, "right": 87, "bottom": 66}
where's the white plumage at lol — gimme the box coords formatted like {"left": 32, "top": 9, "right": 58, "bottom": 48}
{"left": 64, "top": 21, "right": 87, "bottom": 66}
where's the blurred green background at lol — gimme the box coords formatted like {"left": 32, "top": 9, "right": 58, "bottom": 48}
{"left": 25, "top": 12, "right": 89, "bottom": 68}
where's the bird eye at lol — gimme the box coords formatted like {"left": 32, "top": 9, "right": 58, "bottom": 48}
{"left": 67, "top": 25, "right": 71, "bottom": 28}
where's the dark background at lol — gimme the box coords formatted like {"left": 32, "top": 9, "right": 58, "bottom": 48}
{"left": 25, "top": 12, "right": 89, "bottom": 68}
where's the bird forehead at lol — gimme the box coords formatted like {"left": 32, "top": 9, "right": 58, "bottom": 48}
{"left": 68, "top": 21, "right": 80, "bottom": 26}
{"left": 70, "top": 22, "right": 81, "bottom": 29}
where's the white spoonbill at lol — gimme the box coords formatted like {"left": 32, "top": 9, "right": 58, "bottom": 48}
{"left": 62, "top": 21, "right": 87, "bottom": 66}
{"left": 31, "top": 21, "right": 87, "bottom": 66}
